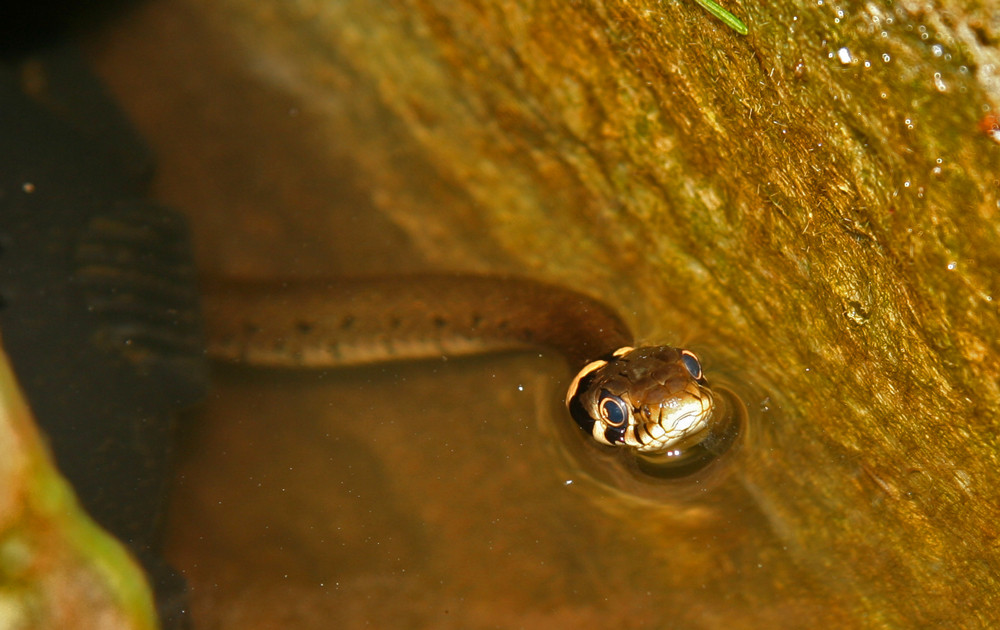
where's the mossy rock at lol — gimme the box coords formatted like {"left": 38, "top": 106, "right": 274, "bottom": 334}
{"left": 0, "top": 347, "right": 157, "bottom": 630}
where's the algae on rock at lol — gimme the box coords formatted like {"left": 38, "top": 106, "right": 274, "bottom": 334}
{"left": 0, "top": 345, "right": 157, "bottom": 630}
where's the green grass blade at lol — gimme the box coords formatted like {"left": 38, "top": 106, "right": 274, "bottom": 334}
{"left": 692, "top": 0, "right": 748, "bottom": 35}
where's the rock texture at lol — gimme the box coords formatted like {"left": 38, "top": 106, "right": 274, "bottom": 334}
{"left": 0, "top": 348, "right": 157, "bottom": 630}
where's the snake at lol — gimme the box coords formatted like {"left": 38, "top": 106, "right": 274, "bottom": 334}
{"left": 201, "top": 274, "right": 745, "bottom": 477}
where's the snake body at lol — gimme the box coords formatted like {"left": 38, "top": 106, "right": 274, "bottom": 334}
{"left": 202, "top": 275, "right": 631, "bottom": 369}
{"left": 202, "top": 274, "right": 743, "bottom": 470}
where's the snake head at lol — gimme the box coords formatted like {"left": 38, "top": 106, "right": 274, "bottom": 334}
{"left": 565, "top": 346, "right": 716, "bottom": 455}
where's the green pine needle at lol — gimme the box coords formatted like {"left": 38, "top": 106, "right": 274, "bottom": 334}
{"left": 693, "top": 0, "right": 748, "bottom": 35}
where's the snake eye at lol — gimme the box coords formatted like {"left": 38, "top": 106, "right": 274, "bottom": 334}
{"left": 680, "top": 350, "right": 703, "bottom": 380}
{"left": 598, "top": 390, "right": 629, "bottom": 427}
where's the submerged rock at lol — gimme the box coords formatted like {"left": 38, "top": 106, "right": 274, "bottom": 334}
{"left": 0, "top": 346, "right": 157, "bottom": 630}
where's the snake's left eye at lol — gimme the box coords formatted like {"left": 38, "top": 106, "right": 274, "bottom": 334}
{"left": 598, "top": 391, "right": 629, "bottom": 427}
{"left": 680, "top": 350, "right": 703, "bottom": 380}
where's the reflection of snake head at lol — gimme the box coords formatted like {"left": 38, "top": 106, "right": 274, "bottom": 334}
{"left": 565, "top": 346, "right": 716, "bottom": 455}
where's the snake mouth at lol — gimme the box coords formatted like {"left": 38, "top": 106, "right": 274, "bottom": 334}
{"left": 630, "top": 388, "right": 717, "bottom": 453}
{"left": 631, "top": 413, "right": 712, "bottom": 454}
{"left": 633, "top": 386, "right": 745, "bottom": 479}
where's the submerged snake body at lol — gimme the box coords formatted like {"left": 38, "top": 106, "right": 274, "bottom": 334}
{"left": 203, "top": 274, "right": 741, "bottom": 464}
{"left": 203, "top": 276, "right": 631, "bottom": 369}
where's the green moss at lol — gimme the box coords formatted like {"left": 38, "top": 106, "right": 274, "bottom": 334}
{"left": 0, "top": 350, "right": 157, "bottom": 630}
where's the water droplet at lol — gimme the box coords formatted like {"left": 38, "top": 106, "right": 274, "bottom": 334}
{"left": 882, "top": 53, "right": 891, "bottom": 62}
{"left": 947, "top": 261, "right": 957, "bottom": 270}
{"left": 933, "top": 72, "right": 947, "bottom": 92}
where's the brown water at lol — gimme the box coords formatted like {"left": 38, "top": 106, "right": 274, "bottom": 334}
{"left": 168, "top": 354, "right": 838, "bottom": 628}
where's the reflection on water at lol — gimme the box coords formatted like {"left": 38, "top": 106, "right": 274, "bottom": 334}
{"left": 168, "top": 352, "right": 845, "bottom": 628}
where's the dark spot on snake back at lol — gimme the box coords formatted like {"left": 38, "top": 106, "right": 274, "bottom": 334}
{"left": 295, "top": 320, "right": 314, "bottom": 334}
